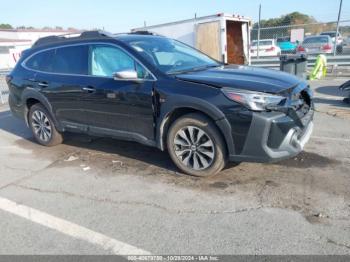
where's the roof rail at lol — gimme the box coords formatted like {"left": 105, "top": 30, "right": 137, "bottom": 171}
{"left": 33, "top": 30, "right": 114, "bottom": 48}
{"left": 129, "top": 30, "right": 163, "bottom": 36}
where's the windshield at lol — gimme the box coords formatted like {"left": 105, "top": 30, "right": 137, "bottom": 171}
{"left": 125, "top": 37, "right": 220, "bottom": 74}
{"left": 252, "top": 40, "right": 273, "bottom": 46}
{"left": 321, "top": 32, "right": 336, "bottom": 38}
{"left": 277, "top": 37, "right": 290, "bottom": 43}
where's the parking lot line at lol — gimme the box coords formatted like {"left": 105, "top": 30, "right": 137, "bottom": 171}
{"left": 0, "top": 197, "right": 151, "bottom": 255}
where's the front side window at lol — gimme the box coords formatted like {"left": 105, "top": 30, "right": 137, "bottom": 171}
{"left": 123, "top": 37, "right": 219, "bottom": 74}
{"left": 90, "top": 45, "right": 149, "bottom": 79}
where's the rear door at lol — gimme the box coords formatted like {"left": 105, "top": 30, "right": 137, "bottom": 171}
{"left": 195, "top": 21, "right": 222, "bottom": 61}
{"left": 25, "top": 45, "right": 89, "bottom": 127}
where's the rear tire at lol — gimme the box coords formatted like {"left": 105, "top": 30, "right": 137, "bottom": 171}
{"left": 29, "top": 103, "right": 63, "bottom": 146}
{"left": 167, "top": 113, "right": 227, "bottom": 177}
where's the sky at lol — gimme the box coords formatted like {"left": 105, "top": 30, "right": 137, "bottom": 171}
{"left": 1, "top": 0, "right": 349, "bottom": 32}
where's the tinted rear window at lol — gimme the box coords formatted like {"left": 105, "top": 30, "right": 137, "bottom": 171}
{"left": 303, "top": 37, "right": 329, "bottom": 44}
{"left": 25, "top": 45, "right": 88, "bottom": 75}
{"left": 321, "top": 32, "right": 336, "bottom": 37}
{"left": 252, "top": 40, "right": 273, "bottom": 46}
{"left": 277, "top": 37, "right": 290, "bottom": 43}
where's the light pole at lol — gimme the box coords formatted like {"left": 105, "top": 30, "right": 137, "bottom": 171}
{"left": 257, "top": 4, "right": 261, "bottom": 59}
{"left": 334, "top": 0, "right": 343, "bottom": 56}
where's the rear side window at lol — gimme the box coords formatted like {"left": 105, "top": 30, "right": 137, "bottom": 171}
{"left": 25, "top": 45, "right": 88, "bottom": 75}
{"left": 25, "top": 49, "right": 55, "bottom": 72}
{"left": 52, "top": 46, "right": 88, "bottom": 75}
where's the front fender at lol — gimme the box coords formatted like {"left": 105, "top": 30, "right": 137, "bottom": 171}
{"left": 156, "top": 94, "right": 235, "bottom": 155}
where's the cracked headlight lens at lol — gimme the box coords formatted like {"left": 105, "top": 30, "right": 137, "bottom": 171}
{"left": 222, "top": 87, "right": 286, "bottom": 111}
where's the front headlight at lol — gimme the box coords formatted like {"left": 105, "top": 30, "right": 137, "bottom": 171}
{"left": 222, "top": 87, "right": 286, "bottom": 111}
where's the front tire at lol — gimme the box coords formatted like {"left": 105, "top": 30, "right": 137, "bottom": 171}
{"left": 167, "top": 113, "right": 227, "bottom": 177}
{"left": 29, "top": 104, "right": 63, "bottom": 146}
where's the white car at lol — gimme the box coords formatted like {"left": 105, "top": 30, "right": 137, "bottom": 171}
{"left": 320, "top": 31, "right": 344, "bottom": 53}
{"left": 250, "top": 39, "right": 281, "bottom": 57}
{"left": 297, "top": 35, "right": 334, "bottom": 55}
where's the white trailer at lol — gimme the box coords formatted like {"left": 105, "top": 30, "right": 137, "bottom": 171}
{"left": 132, "top": 13, "right": 252, "bottom": 65}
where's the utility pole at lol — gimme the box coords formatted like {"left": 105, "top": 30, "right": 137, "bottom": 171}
{"left": 334, "top": 0, "right": 343, "bottom": 56}
{"left": 257, "top": 4, "right": 261, "bottom": 59}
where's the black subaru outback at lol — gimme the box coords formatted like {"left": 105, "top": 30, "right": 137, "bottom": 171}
{"left": 7, "top": 31, "right": 314, "bottom": 177}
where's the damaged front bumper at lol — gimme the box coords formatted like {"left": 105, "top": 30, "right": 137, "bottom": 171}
{"left": 229, "top": 108, "right": 314, "bottom": 163}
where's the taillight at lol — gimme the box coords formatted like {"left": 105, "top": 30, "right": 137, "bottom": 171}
{"left": 266, "top": 46, "right": 275, "bottom": 52}
{"left": 297, "top": 46, "right": 305, "bottom": 52}
{"left": 322, "top": 44, "right": 332, "bottom": 50}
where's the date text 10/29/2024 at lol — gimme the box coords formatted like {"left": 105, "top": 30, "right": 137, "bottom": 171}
{"left": 127, "top": 256, "right": 220, "bottom": 261}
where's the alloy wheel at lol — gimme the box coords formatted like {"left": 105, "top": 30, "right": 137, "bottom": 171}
{"left": 173, "top": 126, "right": 215, "bottom": 170}
{"left": 31, "top": 110, "right": 52, "bottom": 142}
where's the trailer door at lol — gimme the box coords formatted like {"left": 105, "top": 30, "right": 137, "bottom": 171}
{"left": 226, "top": 21, "right": 244, "bottom": 64}
{"left": 195, "top": 21, "right": 221, "bottom": 61}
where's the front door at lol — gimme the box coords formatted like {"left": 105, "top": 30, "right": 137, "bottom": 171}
{"left": 82, "top": 44, "right": 155, "bottom": 141}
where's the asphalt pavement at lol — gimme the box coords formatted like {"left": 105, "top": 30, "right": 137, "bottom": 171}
{"left": 0, "top": 79, "right": 349, "bottom": 255}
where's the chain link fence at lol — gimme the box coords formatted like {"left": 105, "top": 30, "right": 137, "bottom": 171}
{"left": 0, "top": 72, "right": 9, "bottom": 104}
{"left": 250, "top": 20, "right": 350, "bottom": 59}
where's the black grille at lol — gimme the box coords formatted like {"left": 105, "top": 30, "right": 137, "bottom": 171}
{"left": 291, "top": 88, "right": 311, "bottom": 119}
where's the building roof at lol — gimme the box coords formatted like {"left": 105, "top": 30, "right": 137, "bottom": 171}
{"left": 0, "top": 38, "right": 32, "bottom": 43}
{"left": 0, "top": 28, "right": 80, "bottom": 33}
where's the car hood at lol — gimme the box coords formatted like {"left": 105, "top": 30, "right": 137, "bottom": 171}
{"left": 176, "top": 65, "right": 301, "bottom": 94}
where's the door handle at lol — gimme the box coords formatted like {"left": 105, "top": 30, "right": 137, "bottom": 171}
{"left": 82, "top": 86, "right": 96, "bottom": 93}
{"left": 37, "top": 82, "right": 48, "bottom": 88}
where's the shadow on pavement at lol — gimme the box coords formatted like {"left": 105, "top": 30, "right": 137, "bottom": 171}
{"left": 0, "top": 110, "right": 31, "bottom": 139}
{"left": 64, "top": 133, "right": 179, "bottom": 173}
{"left": 313, "top": 97, "right": 350, "bottom": 108}
{"left": 315, "top": 85, "right": 347, "bottom": 98}
{"left": 0, "top": 110, "right": 179, "bottom": 173}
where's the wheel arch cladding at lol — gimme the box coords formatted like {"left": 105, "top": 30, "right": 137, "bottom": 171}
{"left": 22, "top": 90, "right": 61, "bottom": 130}
{"left": 157, "top": 98, "right": 235, "bottom": 156}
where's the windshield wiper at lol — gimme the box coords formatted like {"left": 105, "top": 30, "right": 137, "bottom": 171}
{"left": 168, "top": 64, "right": 220, "bottom": 75}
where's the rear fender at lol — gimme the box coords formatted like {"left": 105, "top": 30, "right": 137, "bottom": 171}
{"left": 22, "top": 89, "right": 62, "bottom": 131}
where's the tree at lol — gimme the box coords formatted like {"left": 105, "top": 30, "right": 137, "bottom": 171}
{"left": 251, "top": 12, "right": 321, "bottom": 40}
{"left": 0, "top": 23, "right": 13, "bottom": 29}
{"left": 253, "top": 12, "right": 317, "bottom": 29}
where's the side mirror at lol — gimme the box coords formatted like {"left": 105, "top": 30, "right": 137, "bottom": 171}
{"left": 113, "top": 70, "right": 139, "bottom": 81}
